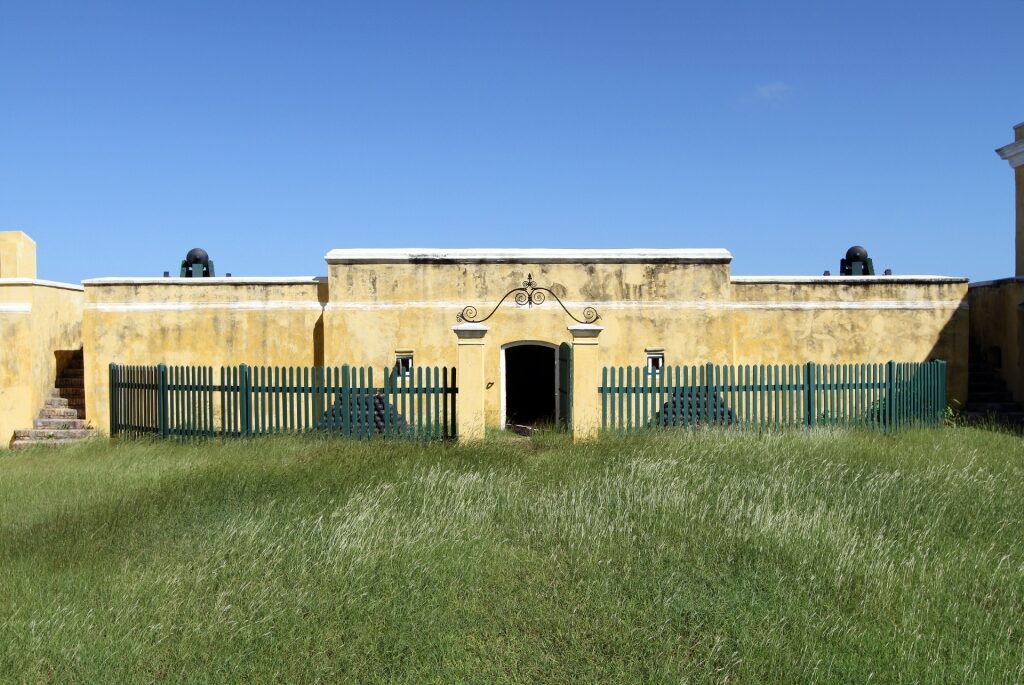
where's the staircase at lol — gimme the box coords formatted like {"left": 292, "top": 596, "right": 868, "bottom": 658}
{"left": 10, "top": 352, "right": 96, "bottom": 449}
{"left": 963, "top": 345, "right": 1024, "bottom": 426}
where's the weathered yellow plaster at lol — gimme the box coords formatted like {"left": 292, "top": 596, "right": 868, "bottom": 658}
{"left": 56, "top": 249, "right": 973, "bottom": 439}
{"left": 323, "top": 254, "right": 968, "bottom": 431}
{"left": 82, "top": 277, "right": 327, "bottom": 431}
{"left": 0, "top": 280, "right": 83, "bottom": 446}
{"left": 0, "top": 232, "right": 37, "bottom": 279}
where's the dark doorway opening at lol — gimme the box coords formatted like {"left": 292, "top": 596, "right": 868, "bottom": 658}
{"left": 504, "top": 344, "right": 556, "bottom": 427}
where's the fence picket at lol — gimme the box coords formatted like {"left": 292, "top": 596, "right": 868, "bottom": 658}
{"left": 592, "top": 360, "right": 947, "bottom": 435}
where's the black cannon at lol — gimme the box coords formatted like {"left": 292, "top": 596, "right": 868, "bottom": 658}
{"left": 180, "top": 248, "right": 215, "bottom": 277}
{"left": 839, "top": 245, "right": 874, "bottom": 276}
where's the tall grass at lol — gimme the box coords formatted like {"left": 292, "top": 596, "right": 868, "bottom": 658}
{"left": 1, "top": 428, "right": 1022, "bottom": 683}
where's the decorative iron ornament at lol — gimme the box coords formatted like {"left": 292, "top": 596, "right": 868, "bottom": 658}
{"left": 456, "top": 273, "right": 601, "bottom": 324}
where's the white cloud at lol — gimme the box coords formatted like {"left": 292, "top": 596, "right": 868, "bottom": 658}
{"left": 753, "top": 82, "right": 793, "bottom": 105}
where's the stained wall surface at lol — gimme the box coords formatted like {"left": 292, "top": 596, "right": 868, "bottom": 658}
{"left": 323, "top": 250, "right": 969, "bottom": 428}
{"left": 69, "top": 250, "right": 970, "bottom": 436}
{"left": 82, "top": 277, "right": 328, "bottom": 431}
{"left": 0, "top": 280, "right": 84, "bottom": 446}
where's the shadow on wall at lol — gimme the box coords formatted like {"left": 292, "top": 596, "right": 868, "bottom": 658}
{"left": 925, "top": 301, "right": 970, "bottom": 407}
{"left": 313, "top": 315, "right": 324, "bottom": 367}
{"left": 54, "top": 350, "right": 79, "bottom": 379}
{"left": 313, "top": 277, "right": 328, "bottom": 367}
{"left": 729, "top": 305, "right": 966, "bottom": 405}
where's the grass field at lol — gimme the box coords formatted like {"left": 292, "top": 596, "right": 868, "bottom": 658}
{"left": 2, "top": 428, "right": 1023, "bottom": 683}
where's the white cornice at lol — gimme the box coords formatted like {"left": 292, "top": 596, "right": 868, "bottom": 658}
{"left": 324, "top": 248, "right": 733, "bottom": 265}
{"left": 0, "top": 278, "right": 84, "bottom": 292}
{"left": 968, "top": 277, "right": 1024, "bottom": 289}
{"left": 730, "top": 275, "right": 968, "bottom": 285}
{"left": 82, "top": 276, "right": 324, "bottom": 286}
{"left": 996, "top": 139, "right": 1024, "bottom": 169}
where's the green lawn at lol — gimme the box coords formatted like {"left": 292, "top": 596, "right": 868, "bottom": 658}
{"left": 2, "top": 428, "right": 1023, "bottom": 683}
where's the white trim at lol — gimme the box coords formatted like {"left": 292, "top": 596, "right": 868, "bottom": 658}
{"left": 85, "top": 301, "right": 325, "bottom": 312}
{"left": 0, "top": 278, "right": 84, "bottom": 292}
{"left": 82, "top": 276, "right": 324, "bottom": 286}
{"left": 567, "top": 323, "right": 604, "bottom": 338}
{"left": 452, "top": 322, "right": 488, "bottom": 339}
{"left": 0, "top": 303, "right": 31, "bottom": 314}
{"left": 723, "top": 300, "right": 969, "bottom": 311}
{"left": 500, "top": 340, "right": 560, "bottom": 429}
{"left": 326, "top": 299, "right": 967, "bottom": 312}
{"left": 969, "top": 277, "right": 1024, "bottom": 289}
{"left": 996, "top": 139, "right": 1024, "bottom": 169}
{"left": 731, "top": 275, "right": 967, "bottom": 284}
{"left": 325, "top": 248, "right": 733, "bottom": 265}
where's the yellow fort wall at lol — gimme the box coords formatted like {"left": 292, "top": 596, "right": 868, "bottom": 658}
{"left": 0, "top": 280, "right": 84, "bottom": 446}
{"left": 322, "top": 250, "right": 968, "bottom": 430}
{"left": 82, "top": 277, "right": 328, "bottom": 431}
{"left": 0, "top": 244, "right": 966, "bottom": 442}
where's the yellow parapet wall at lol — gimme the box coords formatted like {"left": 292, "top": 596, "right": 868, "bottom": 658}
{"left": 82, "top": 276, "right": 328, "bottom": 432}
{"left": 323, "top": 249, "right": 969, "bottom": 430}
{"left": 730, "top": 276, "right": 969, "bottom": 403}
{"left": 65, "top": 248, "right": 970, "bottom": 438}
{"left": 0, "top": 279, "right": 84, "bottom": 447}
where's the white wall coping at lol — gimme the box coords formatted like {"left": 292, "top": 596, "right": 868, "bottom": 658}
{"left": 324, "top": 248, "right": 733, "bottom": 265}
{"left": 82, "top": 276, "right": 325, "bottom": 286}
{"left": 731, "top": 275, "right": 968, "bottom": 285}
{"left": 0, "top": 278, "right": 85, "bottom": 292}
{"left": 996, "top": 138, "right": 1024, "bottom": 168}
{"left": 968, "top": 277, "right": 1024, "bottom": 289}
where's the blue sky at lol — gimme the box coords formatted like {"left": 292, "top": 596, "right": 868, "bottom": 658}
{"left": 2, "top": 0, "right": 1022, "bottom": 283}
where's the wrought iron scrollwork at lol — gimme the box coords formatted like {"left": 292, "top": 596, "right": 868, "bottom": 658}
{"left": 456, "top": 273, "right": 601, "bottom": 324}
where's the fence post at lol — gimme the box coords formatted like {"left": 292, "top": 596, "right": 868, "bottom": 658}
{"left": 157, "top": 364, "right": 169, "bottom": 438}
{"left": 805, "top": 362, "right": 816, "bottom": 427}
{"left": 704, "top": 362, "right": 714, "bottom": 424}
{"left": 239, "top": 364, "right": 252, "bottom": 437}
{"left": 109, "top": 363, "right": 118, "bottom": 436}
{"left": 885, "top": 360, "right": 895, "bottom": 431}
{"left": 937, "top": 359, "right": 947, "bottom": 424}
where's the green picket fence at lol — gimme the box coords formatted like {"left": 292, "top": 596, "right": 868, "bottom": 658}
{"left": 109, "top": 363, "right": 458, "bottom": 440}
{"left": 599, "top": 360, "right": 947, "bottom": 432}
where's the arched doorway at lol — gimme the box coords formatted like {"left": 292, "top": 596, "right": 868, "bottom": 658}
{"left": 502, "top": 342, "right": 558, "bottom": 428}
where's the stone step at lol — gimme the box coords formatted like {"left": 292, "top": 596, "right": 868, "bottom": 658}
{"left": 53, "top": 387, "right": 84, "bottom": 398}
{"left": 13, "top": 428, "right": 94, "bottom": 441}
{"left": 33, "top": 418, "right": 87, "bottom": 430}
{"left": 56, "top": 374, "right": 84, "bottom": 384}
{"left": 38, "top": 407, "right": 80, "bottom": 419}
{"left": 44, "top": 397, "right": 68, "bottom": 408}
{"left": 10, "top": 438, "right": 91, "bottom": 450}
